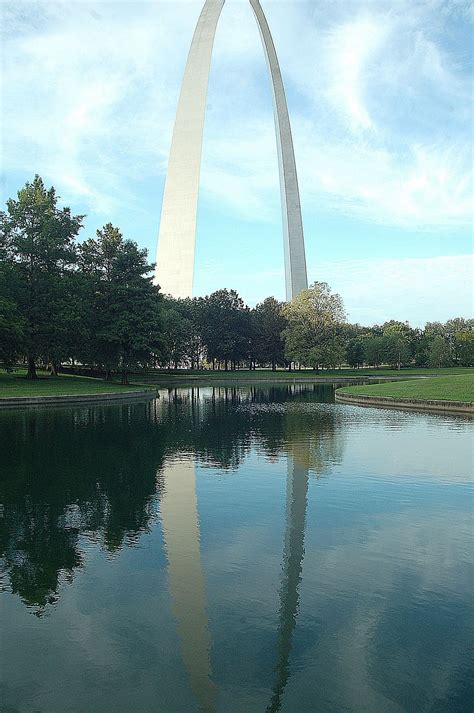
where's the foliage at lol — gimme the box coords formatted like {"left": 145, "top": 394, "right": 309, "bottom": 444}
{"left": 79, "top": 223, "right": 162, "bottom": 382}
{"left": 454, "top": 331, "right": 474, "bottom": 367}
{"left": 0, "top": 175, "right": 83, "bottom": 377}
{"left": 200, "top": 289, "right": 250, "bottom": 369}
{"left": 0, "top": 177, "right": 472, "bottom": 378}
{"left": 252, "top": 297, "right": 287, "bottom": 369}
{"left": 0, "top": 296, "right": 26, "bottom": 367}
{"left": 346, "top": 338, "right": 365, "bottom": 368}
{"left": 428, "top": 335, "right": 452, "bottom": 368}
{"left": 282, "top": 282, "right": 346, "bottom": 369}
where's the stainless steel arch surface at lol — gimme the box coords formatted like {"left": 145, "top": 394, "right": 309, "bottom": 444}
{"left": 155, "top": 0, "right": 225, "bottom": 299}
{"left": 155, "top": 0, "right": 308, "bottom": 301}
{"left": 249, "top": 0, "right": 308, "bottom": 301}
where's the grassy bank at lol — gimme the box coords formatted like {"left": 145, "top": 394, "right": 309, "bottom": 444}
{"left": 0, "top": 370, "right": 153, "bottom": 398}
{"left": 337, "top": 373, "right": 474, "bottom": 403}
{"left": 131, "top": 367, "right": 474, "bottom": 386}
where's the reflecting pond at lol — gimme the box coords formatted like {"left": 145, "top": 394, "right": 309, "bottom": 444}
{"left": 0, "top": 384, "right": 473, "bottom": 712}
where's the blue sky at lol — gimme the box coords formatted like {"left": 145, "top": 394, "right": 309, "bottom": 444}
{"left": 1, "top": 0, "right": 473, "bottom": 325}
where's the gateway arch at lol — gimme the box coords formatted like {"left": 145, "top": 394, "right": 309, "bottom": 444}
{"left": 155, "top": 0, "right": 308, "bottom": 302}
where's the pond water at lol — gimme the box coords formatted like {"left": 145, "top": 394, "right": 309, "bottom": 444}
{"left": 0, "top": 384, "right": 472, "bottom": 713}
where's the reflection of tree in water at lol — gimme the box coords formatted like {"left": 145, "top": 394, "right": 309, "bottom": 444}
{"left": 0, "top": 384, "right": 345, "bottom": 613}
{"left": 0, "top": 403, "right": 166, "bottom": 613}
{"left": 158, "top": 383, "right": 344, "bottom": 476}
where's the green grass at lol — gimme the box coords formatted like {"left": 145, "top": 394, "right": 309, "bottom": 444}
{"left": 337, "top": 373, "right": 474, "bottom": 403}
{"left": 0, "top": 370, "right": 154, "bottom": 398}
{"left": 131, "top": 366, "right": 474, "bottom": 385}
{"left": 2, "top": 368, "right": 473, "bottom": 401}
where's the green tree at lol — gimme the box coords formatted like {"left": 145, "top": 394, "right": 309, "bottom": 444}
{"left": 383, "top": 334, "right": 411, "bottom": 370}
{"left": 252, "top": 297, "right": 287, "bottom": 369}
{"left": 454, "top": 331, "right": 474, "bottom": 366}
{"left": 282, "top": 282, "right": 346, "bottom": 370}
{"left": 363, "top": 336, "right": 387, "bottom": 367}
{"left": 201, "top": 289, "right": 250, "bottom": 370}
{"left": 0, "top": 176, "right": 83, "bottom": 378}
{"left": 382, "top": 320, "right": 413, "bottom": 370}
{"left": 79, "top": 223, "right": 162, "bottom": 382}
{"left": 159, "top": 298, "right": 195, "bottom": 369}
{"left": 428, "top": 335, "right": 452, "bottom": 368}
{"left": 411, "top": 328, "right": 431, "bottom": 367}
{"left": 0, "top": 296, "right": 26, "bottom": 367}
{"left": 346, "top": 338, "right": 365, "bottom": 368}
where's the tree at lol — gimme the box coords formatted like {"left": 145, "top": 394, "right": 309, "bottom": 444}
{"left": 381, "top": 320, "right": 413, "bottom": 370}
{"left": 200, "top": 289, "right": 250, "bottom": 369}
{"left": 363, "top": 336, "right": 387, "bottom": 367}
{"left": 454, "top": 331, "right": 474, "bottom": 366}
{"left": 412, "top": 328, "right": 431, "bottom": 367}
{"left": 159, "top": 298, "right": 195, "bottom": 369}
{"left": 79, "top": 223, "right": 162, "bottom": 383}
{"left": 428, "top": 335, "right": 452, "bottom": 368}
{"left": 346, "top": 338, "right": 365, "bottom": 368}
{"left": 0, "top": 176, "right": 83, "bottom": 378}
{"left": 0, "top": 296, "right": 26, "bottom": 367}
{"left": 384, "top": 334, "right": 411, "bottom": 370}
{"left": 282, "top": 282, "right": 346, "bottom": 369}
{"left": 252, "top": 297, "right": 287, "bottom": 369}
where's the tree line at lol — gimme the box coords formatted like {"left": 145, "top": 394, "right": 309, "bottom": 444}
{"left": 1, "top": 176, "right": 473, "bottom": 380}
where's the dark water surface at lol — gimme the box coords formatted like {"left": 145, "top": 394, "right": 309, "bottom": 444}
{"left": 1, "top": 384, "right": 472, "bottom": 713}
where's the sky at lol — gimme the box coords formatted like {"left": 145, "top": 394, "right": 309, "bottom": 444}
{"left": 1, "top": 0, "right": 473, "bottom": 326}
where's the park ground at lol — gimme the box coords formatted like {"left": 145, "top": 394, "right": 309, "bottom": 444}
{"left": 1, "top": 367, "right": 474, "bottom": 400}
{"left": 337, "top": 373, "right": 474, "bottom": 403}
{"left": 0, "top": 370, "right": 153, "bottom": 398}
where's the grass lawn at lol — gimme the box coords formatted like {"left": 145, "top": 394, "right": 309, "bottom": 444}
{"left": 337, "top": 373, "right": 474, "bottom": 403}
{"left": 131, "top": 366, "right": 474, "bottom": 385}
{"left": 0, "top": 370, "right": 154, "bottom": 398}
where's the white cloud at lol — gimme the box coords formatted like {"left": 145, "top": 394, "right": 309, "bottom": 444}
{"left": 316, "top": 253, "right": 474, "bottom": 326}
{"left": 296, "top": 133, "right": 473, "bottom": 227}
{"left": 1, "top": 0, "right": 472, "bottom": 231}
{"left": 324, "top": 16, "right": 389, "bottom": 131}
{"left": 194, "top": 252, "right": 473, "bottom": 327}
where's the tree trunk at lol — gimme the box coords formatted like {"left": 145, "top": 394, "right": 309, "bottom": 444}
{"left": 121, "top": 370, "right": 129, "bottom": 385}
{"left": 272, "top": 360, "right": 276, "bottom": 371}
{"left": 224, "top": 360, "right": 228, "bottom": 371}
{"left": 26, "top": 356, "right": 37, "bottom": 380}
{"left": 49, "top": 362, "right": 58, "bottom": 377}
{"left": 105, "top": 368, "right": 113, "bottom": 381}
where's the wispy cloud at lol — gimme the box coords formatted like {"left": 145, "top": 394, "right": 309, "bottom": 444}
{"left": 1, "top": 1, "right": 472, "bottom": 237}
{"left": 317, "top": 254, "right": 474, "bottom": 326}
{"left": 195, "top": 251, "right": 473, "bottom": 327}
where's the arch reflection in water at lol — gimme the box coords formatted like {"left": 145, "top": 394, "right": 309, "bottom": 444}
{"left": 159, "top": 459, "right": 216, "bottom": 712}
{"left": 158, "top": 449, "right": 311, "bottom": 712}
{"left": 267, "top": 445, "right": 309, "bottom": 713}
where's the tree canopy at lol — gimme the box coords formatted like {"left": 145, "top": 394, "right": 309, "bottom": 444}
{"left": 0, "top": 175, "right": 84, "bottom": 377}
{"left": 1, "top": 177, "right": 472, "bottom": 378}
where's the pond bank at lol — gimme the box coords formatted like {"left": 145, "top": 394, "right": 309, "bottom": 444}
{"left": 336, "top": 373, "right": 474, "bottom": 415}
{"left": 0, "top": 389, "right": 156, "bottom": 408}
{"left": 335, "top": 391, "right": 473, "bottom": 415}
